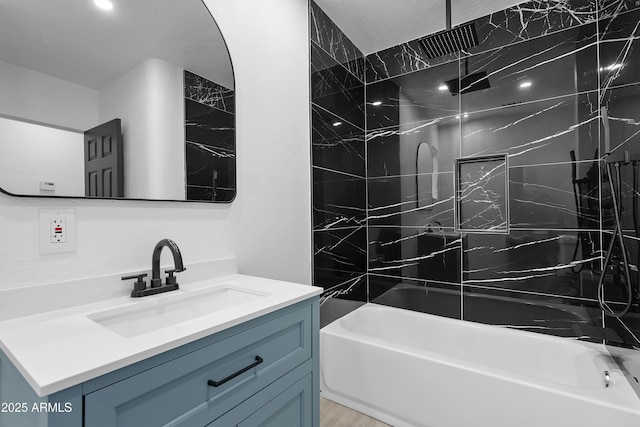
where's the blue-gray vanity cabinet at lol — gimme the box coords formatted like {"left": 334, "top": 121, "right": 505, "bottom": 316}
{"left": 0, "top": 297, "right": 319, "bottom": 427}
{"left": 208, "top": 362, "right": 313, "bottom": 427}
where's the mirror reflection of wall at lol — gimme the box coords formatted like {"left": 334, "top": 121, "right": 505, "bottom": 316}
{"left": 0, "top": 0, "right": 235, "bottom": 202}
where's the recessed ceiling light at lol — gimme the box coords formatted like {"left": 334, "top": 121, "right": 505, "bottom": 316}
{"left": 94, "top": 0, "right": 114, "bottom": 11}
{"left": 371, "top": 101, "right": 382, "bottom": 106}
{"left": 332, "top": 121, "right": 342, "bottom": 127}
{"left": 438, "top": 84, "right": 449, "bottom": 91}
{"left": 519, "top": 81, "right": 532, "bottom": 89}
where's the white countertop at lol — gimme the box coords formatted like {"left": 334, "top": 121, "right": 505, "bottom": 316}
{"left": 0, "top": 274, "right": 322, "bottom": 397}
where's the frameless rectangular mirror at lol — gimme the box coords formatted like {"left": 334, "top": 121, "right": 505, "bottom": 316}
{"left": 0, "top": 0, "right": 235, "bottom": 202}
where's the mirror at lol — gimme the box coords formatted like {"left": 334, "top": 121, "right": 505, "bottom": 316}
{"left": 0, "top": 0, "right": 235, "bottom": 202}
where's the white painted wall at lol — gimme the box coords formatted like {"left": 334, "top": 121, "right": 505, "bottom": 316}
{"left": 0, "top": 59, "right": 98, "bottom": 131}
{"left": 0, "top": 0, "right": 312, "bottom": 292}
{"left": 205, "top": 0, "right": 312, "bottom": 286}
{"left": 99, "top": 58, "right": 185, "bottom": 200}
{"left": 0, "top": 118, "right": 84, "bottom": 196}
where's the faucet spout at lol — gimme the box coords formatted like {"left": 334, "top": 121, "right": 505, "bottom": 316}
{"left": 151, "top": 239, "right": 185, "bottom": 287}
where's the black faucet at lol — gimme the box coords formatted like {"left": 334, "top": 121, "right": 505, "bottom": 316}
{"left": 151, "top": 238, "right": 185, "bottom": 288}
{"left": 122, "top": 239, "right": 186, "bottom": 297}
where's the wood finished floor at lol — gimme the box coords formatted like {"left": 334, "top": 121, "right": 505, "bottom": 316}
{"left": 320, "top": 398, "right": 391, "bottom": 427}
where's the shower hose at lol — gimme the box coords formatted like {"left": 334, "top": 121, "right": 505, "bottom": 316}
{"left": 597, "top": 160, "right": 635, "bottom": 318}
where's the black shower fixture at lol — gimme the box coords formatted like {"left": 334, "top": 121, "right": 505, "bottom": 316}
{"left": 418, "top": 22, "right": 479, "bottom": 59}
{"left": 418, "top": 0, "right": 485, "bottom": 95}
{"left": 418, "top": 0, "right": 479, "bottom": 59}
{"left": 444, "top": 71, "right": 490, "bottom": 95}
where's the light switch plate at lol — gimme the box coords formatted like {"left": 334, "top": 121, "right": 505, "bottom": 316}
{"left": 39, "top": 209, "right": 76, "bottom": 255}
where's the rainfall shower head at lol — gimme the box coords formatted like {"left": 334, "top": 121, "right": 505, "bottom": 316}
{"left": 418, "top": 0, "right": 479, "bottom": 59}
{"left": 418, "top": 22, "right": 479, "bottom": 59}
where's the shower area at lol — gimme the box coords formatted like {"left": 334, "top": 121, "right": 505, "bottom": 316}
{"left": 312, "top": 0, "right": 640, "bottom": 348}
{"left": 310, "top": 0, "right": 640, "bottom": 426}
{"left": 311, "top": 1, "right": 640, "bottom": 422}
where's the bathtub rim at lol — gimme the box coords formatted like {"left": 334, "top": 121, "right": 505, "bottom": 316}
{"left": 321, "top": 303, "right": 640, "bottom": 409}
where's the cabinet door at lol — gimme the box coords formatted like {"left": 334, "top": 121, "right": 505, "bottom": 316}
{"left": 85, "top": 306, "right": 312, "bottom": 427}
{"left": 237, "top": 373, "right": 312, "bottom": 427}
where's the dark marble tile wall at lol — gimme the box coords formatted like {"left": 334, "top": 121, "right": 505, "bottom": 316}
{"left": 310, "top": 1, "right": 365, "bottom": 82}
{"left": 598, "top": 1, "right": 640, "bottom": 346}
{"left": 359, "top": 0, "right": 640, "bottom": 349}
{"left": 184, "top": 70, "right": 235, "bottom": 202}
{"left": 311, "top": 2, "right": 367, "bottom": 308}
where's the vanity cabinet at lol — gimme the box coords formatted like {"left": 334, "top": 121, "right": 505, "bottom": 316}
{"left": 0, "top": 297, "right": 319, "bottom": 427}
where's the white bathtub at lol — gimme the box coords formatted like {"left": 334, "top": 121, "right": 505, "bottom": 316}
{"left": 320, "top": 303, "right": 640, "bottom": 427}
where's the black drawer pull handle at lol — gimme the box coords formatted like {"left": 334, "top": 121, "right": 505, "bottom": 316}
{"left": 207, "top": 356, "right": 264, "bottom": 387}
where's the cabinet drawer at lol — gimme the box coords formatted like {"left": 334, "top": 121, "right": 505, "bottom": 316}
{"left": 207, "top": 360, "right": 314, "bottom": 427}
{"left": 85, "top": 305, "right": 312, "bottom": 427}
{"left": 238, "top": 372, "right": 312, "bottom": 427}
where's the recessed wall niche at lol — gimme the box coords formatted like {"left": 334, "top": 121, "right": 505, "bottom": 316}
{"left": 455, "top": 154, "right": 509, "bottom": 233}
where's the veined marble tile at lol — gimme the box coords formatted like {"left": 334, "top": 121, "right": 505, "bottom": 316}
{"left": 462, "top": 285, "right": 605, "bottom": 340}
{"left": 363, "top": 78, "right": 401, "bottom": 130}
{"left": 310, "top": 1, "right": 365, "bottom": 82}
{"left": 314, "top": 227, "right": 367, "bottom": 273}
{"left": 365, "top": 1, "right": 595, "bottom": 83}
{"left": 599, "top": 0, "right": 640, "bottom": 19}
{"left": 366, "top": 40, "right": 458, "bottom": 83}
{"left": 185, "top": 142, "right": 235, "bottom": 202}
{"left": 367, "top": 172, "right": 455, "bottom": 228}
{"left": 461, "top": 92, "right": 600, "bottom": 167}
{"left": 184, "top": 70, "right": 234, "bottom": 113}
{"left": 467, "top": 0, "right": 597, "bottom": 55}
{"left": 601, "top": 85, "right": 640, "bottom": 158}
{"left": 509, "top": 162, "right": 601, "bottom": 229}
{"left": 312, "top": 42, "right": 365, "bottom": 129}
{"left": 185, "top": 100, "right": 235, "bottom": 150}
{"left": 367, "top": 116, "right": 460, "bottom": 177}
{"left": 312, "top": 106, "right": 365, "bottom": 177}
{"left": 462, "top": 230, "right": 601, "bottom": 296}
{"left": 185, "top": 142, "right": 235, "bottom": 183}
{"left": 599, "top": 8, "right": 640, "bottom": 91}
{"left": 317, "top": 272, "right": 367, "bottom": 304}
{"left": 368, "top": 226, "right": 461, "bottom": 283}
{"left": 456, "top": 155, "right": 509, "bottom": 232}
{"left": 460, "top": 23, "right": 597, "bottom": 113}
{"left": 313, "top": 168, "right": 366, "bottom": 230}
{"left": 369, "top": 276, "right": 462, "bottom": 320}
{"left": 367, "top": 59, "right": 461, "bottom": 127}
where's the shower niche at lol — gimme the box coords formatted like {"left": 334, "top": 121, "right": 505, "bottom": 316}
{"left": 455, "top": 154, "right": 509, "bottom": 233}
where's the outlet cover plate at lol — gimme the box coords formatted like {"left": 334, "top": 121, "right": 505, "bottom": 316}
{"left": 39, "top": 209, "right": 76, "bottom": 255}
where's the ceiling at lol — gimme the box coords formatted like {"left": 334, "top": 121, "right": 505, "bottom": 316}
{"left": 0, "top": 1, "right": 525, "bottom": 91}
{"left": 0, "top": 0, "right": 233, "bottom": 90}
{"left": 313, "top": 0, "right": 524, "bottom": 55}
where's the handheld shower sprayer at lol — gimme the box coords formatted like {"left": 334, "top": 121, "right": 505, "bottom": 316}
{"left": 597, "top": 106, "right": 636, "bottom": 318}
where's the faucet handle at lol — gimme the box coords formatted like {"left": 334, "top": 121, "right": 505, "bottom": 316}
{"left": 121, "top": 273, "right": 148, "bottom": 292}
{"left": 165, "top": 268, "right": 184, "bottom": 286}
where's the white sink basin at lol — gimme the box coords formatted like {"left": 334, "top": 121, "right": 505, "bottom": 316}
{"left": 88, "top": 285, "right": 269, "bottom": 337}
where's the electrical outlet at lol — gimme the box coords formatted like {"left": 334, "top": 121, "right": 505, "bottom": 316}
{"left": 50, "top": 218, "right": 66, "bottom": 243}
{"left": 39, "top": 209, "right": 76, "bottom": 255}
